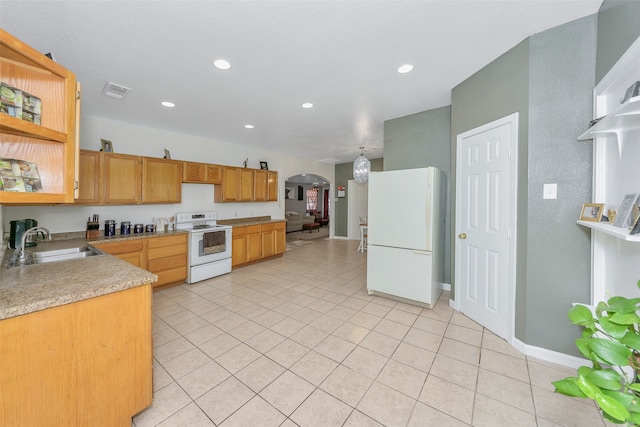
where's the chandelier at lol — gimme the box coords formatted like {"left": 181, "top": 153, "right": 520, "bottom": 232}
{"left": 353, "top": 146, "right": 371, "bottom": 183}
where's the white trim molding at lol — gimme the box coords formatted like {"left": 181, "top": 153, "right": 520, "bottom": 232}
{"left": 512, "top": 338, "right": 588, "bottom": 370}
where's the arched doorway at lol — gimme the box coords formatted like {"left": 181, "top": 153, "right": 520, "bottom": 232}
{"left": 285, "top": 173, "right": 332, "bottom": 233}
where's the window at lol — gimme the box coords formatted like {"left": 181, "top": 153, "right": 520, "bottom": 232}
{"left": 306, "top": 188, "right": 318, "bottom": 212}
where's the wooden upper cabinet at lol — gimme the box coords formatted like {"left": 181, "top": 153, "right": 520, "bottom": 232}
{"left": 103, "top": 153, "right": 141, "bottom": 204}
{"left": 204, "top": 164, "right": 222, "bottom": 184}
{"left": 239, "top": 168, "right": 255, "bottom": 201}
{"left": 141, "top": 157, "right": 182, "bottom": 204}
{"left": 0, "top": 29, "right": 78, "bottom": 204}
{"left": 267, "top": 171, "right": 278, "bottom": 201}
{"left": 254, "top": 170, "right": 268, "bottom": 201}
{"left": 215, "top": 166, "right": 240, "bottom": 202}
{"left": 182, "top": 161, "right": 205, "bottom": 183}
{"left": 76, "top": 150, "right": 102, "bottom": 204}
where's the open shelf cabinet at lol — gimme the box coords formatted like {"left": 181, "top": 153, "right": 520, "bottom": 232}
{"left": 0, "top": 29, "right": 79, "bottom": 204}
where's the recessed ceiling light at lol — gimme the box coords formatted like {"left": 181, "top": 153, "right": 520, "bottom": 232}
{"left": 244, "top": 124, "right": 254, "bottom": 129}
{"left": 397, "top": 64, "right": 414, "bottom": 74}
{"left": 302, "top": 102, "right": 313, "bottom": 109}
{"left": 161, "top": 101, "right": 175, "bottom": 107}
{"left": 213, "top": 59, "right": 231, "bottom": 70}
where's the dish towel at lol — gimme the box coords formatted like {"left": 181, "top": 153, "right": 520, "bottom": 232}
{"left": 203, "top": 231, "right": 225, "bottom": 255}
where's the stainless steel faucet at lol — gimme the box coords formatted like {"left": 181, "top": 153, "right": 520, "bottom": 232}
{"left": 19, "top": 226, "right": 51, "bottom": 258}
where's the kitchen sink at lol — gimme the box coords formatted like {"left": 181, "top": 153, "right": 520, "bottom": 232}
{"left": 3, "top": 240, "right": 104, "bottom": 269}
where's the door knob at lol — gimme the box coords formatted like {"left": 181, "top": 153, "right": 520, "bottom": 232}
{"left": 458, "top": 233, "right": 467, "bottom": 239}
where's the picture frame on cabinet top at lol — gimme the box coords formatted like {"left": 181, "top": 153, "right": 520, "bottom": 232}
{"left": 580, "top": 203, "right": 605, "bottom": 222}
{"left": 163, "top": 149, "right": 171, "bottom": 159}
{"left": 100, "top": 139, "right": 113, "bottom": 153}
{"left": 260, "top": 161, "right": 268, "bottom": 170}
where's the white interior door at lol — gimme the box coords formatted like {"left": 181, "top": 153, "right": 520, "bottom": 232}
{"left": 455, "top": 113, "right": 518, "bottom": 341}
{"left": 348, "top": 180, "right": 368, "bottom": 240}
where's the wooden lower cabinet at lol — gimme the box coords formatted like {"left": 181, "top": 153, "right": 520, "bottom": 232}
{"left": 147, "top": 234, "right": 188, "bottom": 288}
{"left": 274, "top": 221, "right": 286, "bottom": 254}
{"left": 92, "top": 234, "right": 187, "bottom": 289}
{"left": 232, "top": 221, "right": 286, "bottom": 268}
{"left": 232, "top": 226, "right": 247, "bottom": 268}
{"left": 0, "top": 284, "right": 153, "bottom": 426}
{"left": 262, "top": 223, "right": 275, "bottom": 258}
{"left": 92, "top": 239, "right": 147, "bottom": 269}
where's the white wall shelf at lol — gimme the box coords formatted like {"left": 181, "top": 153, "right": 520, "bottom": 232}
{"left": 578, "top": 96, "right": 640, "bottom": 158}
{"left": 578, "top": 220, "right": 640, "bottom": 242}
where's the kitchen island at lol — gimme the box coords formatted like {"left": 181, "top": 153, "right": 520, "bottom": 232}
{"left": 0, "top": 245, "right": 156, "bottom": 426}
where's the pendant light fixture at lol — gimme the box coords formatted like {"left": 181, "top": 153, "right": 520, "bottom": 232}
{"left": 353, "top": 146, "right": 371, "bottom": 183}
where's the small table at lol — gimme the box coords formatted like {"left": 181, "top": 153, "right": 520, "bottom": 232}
{"left": 302, "top": 223, "right": 320, "bottom": 233}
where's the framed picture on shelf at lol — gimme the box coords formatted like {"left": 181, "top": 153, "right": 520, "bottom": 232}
{"left": 260, "top": 161, "right": 268, "bottom": 170}
{"left": 613, "top": 194, "right": 638, "bottom": 228}
{"left": 100, "top": 139, "right": 113, "bottom": 153}
{"left": 164, "top": 149, "right": 171, "bottom": 159}
{"left": 580, "top": 203, "right": 605, "bottom": 222}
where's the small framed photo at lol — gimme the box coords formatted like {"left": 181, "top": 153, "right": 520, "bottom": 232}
{"left": 613, "top": 194, "right": 639, "bottom": 228}
{"left": 260, "top": 161, "right": 268, "bottom": 170}
{"left": 580, "top": 203, "right": 605, "bottom": 222}
{"left": 100, "top": 139, "right": 113, "bottom": 153}
{"left": 164, "top": 149, "right": 171, "bottom": 159}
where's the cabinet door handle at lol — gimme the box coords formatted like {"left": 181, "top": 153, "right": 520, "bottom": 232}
{"left": 458, "top": 233, "right": 467, "bottom": 239}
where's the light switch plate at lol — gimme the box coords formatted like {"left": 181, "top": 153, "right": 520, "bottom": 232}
{"left": 543, "top": 183, "right": 557, "bottom": 199}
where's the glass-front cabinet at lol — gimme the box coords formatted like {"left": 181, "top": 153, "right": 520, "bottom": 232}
{"left": 0, "top": 29, "right": 79, "bottom": 204}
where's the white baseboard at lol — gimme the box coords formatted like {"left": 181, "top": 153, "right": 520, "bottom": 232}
{"left": 332, "top": 236, "right": 349, "bottom": 240}
{"left": 449, "top": 298, "right": 459, "bottom": 310}
{"left": 442, "top": 282, "right": 451, "bottom": 291}
{"left": 511, "top": 338, "right": 588, "bottom": 370}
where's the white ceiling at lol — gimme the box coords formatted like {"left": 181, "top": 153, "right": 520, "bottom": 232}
{"left": 1, "top": 1, "right": 602, "bottom": 164}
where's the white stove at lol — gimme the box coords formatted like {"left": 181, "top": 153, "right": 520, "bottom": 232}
{"left": 176, "top": 212, "right": 232, "bottom": 283}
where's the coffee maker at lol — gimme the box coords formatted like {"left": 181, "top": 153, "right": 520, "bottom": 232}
{"left": 9, "top": 219, "right": 38, "bottom": 249}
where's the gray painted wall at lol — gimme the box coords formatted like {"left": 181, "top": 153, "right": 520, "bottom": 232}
{"left": 596, "top": 0, "right": 640, "bottom": 83}
{"left": 451, "top": 39, "right": 531, "bottom": 341}
{"left": 334, "top": 159, "right": 383, "bottom": 238}
{"left": 452, "top": 16, "right": 598, "bottom": 355}
{"left": 382, "top": 106, "right": 452, "bottom": 284}
{"left": 525, "top": 16, "right": 596, "bottom": 353}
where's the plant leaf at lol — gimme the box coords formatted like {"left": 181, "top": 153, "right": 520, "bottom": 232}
{"left": 593, "top": 392, "right": 631, "bottom": 422}
{"left": 621, "top": 333, "right": 640, "bottom": 351}
{"left": 600, "top": 317, "right": 629, "bottom": 340}
{"left": 629, "top": 412, "right": 640, "bottom": 425}
{"left": 553, "top": 377, "right": 587, "bottom": 398}
{"left": 602, "top": 411, "right": 627, "bottom": 424}
{"left": 569, "top": 305, "right": 594, "bottom": 326}
{"left": 607, "top": 297, "right": 638, "bottom": 314}
{"left": 575, "top": 338, "right": 594, "bottom": 360}
{"left": 577, "top": 370, "right": 599, "bottom": 400}
{"left": 610, "top": 311, "right": 640, "bottom": 325}
{"left": 627, "top": 383, "right": 640, "bottom": 392}
{"left": 588, "top": 369, "right": 623, "bottom": 391}
{"left": 590, "top": 338, "right": 633, "bottom": 366}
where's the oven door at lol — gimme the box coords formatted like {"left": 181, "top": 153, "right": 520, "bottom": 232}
{"left": 189, "top": 228, "right": 232, "bottom": 266}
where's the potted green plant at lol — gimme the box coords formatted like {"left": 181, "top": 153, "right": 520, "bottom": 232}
{"left": 553, "top": 280, "right": 640, "bottom": 425}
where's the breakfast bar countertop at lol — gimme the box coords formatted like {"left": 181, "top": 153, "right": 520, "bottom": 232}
{"left": 0, "top": 252, "right": 157, "bottom": 321}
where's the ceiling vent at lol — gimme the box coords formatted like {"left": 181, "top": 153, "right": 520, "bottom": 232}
{"left": 102, "top": 82, "right": 132, "bottom": 99}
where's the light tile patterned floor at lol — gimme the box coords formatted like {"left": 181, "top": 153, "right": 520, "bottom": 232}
{"left": 133, "top": 238, "right": 609, "bottom": 427}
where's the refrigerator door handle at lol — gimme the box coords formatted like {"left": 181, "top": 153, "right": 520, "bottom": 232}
{"left": 412, "top": 250, "right": 432, "bottom": 255}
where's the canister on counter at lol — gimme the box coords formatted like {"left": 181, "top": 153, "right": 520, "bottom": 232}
{"left": 104, "top": 220, "right": 116, "bottom": 237}
{"left": 134, "top": 224, "right": 144, "bottom": 234}
{"left": 145, "top": 224, "right": 155, "bottom": 233}
{"left": 120, "top": 221, "right": 131, "bottom": 235}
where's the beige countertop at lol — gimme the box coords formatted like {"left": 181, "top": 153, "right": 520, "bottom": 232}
{"left": 0, "top": 238, "right": 157, "bottom": 320}
{"left": 86, "top": 229, "right": 188, "bottom": 244}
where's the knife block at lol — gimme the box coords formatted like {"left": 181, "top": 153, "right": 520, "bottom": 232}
{"left": 86, "top": 221, "right": 100, "bottom": 239}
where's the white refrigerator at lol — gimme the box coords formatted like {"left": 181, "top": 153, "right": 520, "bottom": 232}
{"left": 366, "top": 167, "right": 445, "bottom": 308}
